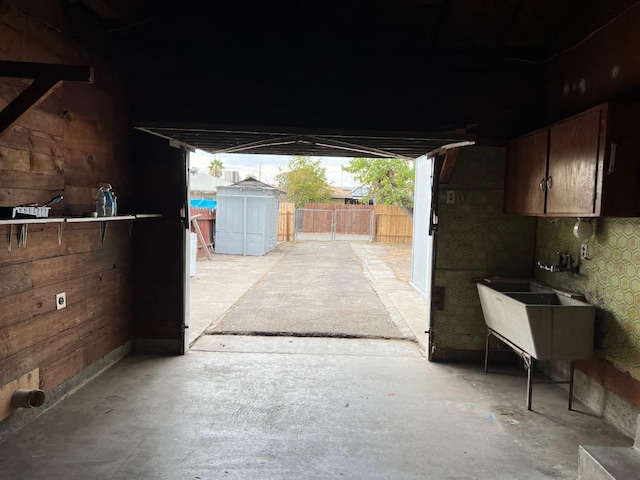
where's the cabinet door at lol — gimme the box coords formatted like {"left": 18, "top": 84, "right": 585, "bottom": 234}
{"left": 505, "top": 130, "right": 548, "bottom": 215}
{"left": 546, "top": 109, "right": 602, "bottom": 215}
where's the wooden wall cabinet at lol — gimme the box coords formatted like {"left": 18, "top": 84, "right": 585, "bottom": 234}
{"left": 505, "top": 102, "right": 640, "bottom": 217}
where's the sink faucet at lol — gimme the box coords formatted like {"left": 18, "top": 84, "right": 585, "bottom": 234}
{"left": 537, "top": 252, "right": 579, "bottom": 274}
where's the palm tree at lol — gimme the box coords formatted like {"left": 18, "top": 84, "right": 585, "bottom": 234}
{"left": 208, "top": 158, "right": 224, "bottom": 177}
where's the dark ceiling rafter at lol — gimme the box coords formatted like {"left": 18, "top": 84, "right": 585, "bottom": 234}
{"left": 427, "top": 0, "right": 452, "bottom": 55}
{"left": 0, "top": 61, "right": 94, "bottom": 137}
{"left": 75, "top": 0, "right": 119, "bottom": 20}
{"left": 493, "top": 0, "right": 525, "bottom": 60}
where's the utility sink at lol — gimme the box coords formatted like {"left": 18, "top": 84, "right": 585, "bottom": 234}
{"left": 477, "top": 280, "right": 595, "bottom": 361}
{"left": 505, "top": 293, "right": 562, "bottom": 305}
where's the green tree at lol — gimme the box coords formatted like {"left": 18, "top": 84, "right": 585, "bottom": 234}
{"left": 342, "top": 158, "right": 415, "bottom": 218}
{"left": 208, "top": 158, "right": 224, "bottom": 177}
{"left": 276, "top": 156, "right": 333, "bottom": 208}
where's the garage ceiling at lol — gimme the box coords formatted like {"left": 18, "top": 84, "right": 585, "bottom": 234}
{"left": 66, "top": 0, "right": 640, "bottom": 143}
{"left": 70, "top": 0, "right": 635, "bottom": 64}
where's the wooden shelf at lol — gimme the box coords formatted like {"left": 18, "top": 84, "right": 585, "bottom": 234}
{"left": 0, "top": 217, "right": 65, "bottom": 225}
{"left": 65, "top": 215, "right": 136, "bottom": 223}
{"left": 1, "top": 214, "right": 144, "bottom": 225}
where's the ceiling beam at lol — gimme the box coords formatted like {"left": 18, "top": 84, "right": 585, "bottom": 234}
{"left": 494, "top": 0, "right": 525, "bottom": 60}
{"left": 428, "top": 0, "right": 452, "bottom": 55}
{"left": 0, "top": 61, "right": 94, "bottom": 138}
{"left": 0, "top": 61, "right": 94, "bottom": 82}
{"left": 0, "top": 78, "right": 61, "bottom": 137}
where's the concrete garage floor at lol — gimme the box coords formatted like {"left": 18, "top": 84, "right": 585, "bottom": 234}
{"left": 0, "top": 242, "right": 634, "bottom": 479}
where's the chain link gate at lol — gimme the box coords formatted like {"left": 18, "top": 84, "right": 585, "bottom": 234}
{"left": 294, "top": 208, "right": 373, "bottom": 241}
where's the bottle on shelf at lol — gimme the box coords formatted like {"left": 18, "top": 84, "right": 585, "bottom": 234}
{"left": 96, "top": 183, "right": 113, "bottom": 217}
{"left": 111, "top": 191, "right": 117, "bottom": 216}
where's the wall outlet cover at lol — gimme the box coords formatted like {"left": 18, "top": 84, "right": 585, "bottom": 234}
{"left": 446, "top": 190, "right": 455, "bottom": 204}
{"left": 580, "top": 243, "right": 589, "bottom": 260}
{"left": 56, "top": 292, "right": 66, "bottom": 310}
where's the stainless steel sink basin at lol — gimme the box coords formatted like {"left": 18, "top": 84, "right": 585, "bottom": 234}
{"left": 477, "top": 281, "right": 595, "bottom": 361}
{"left": 479, "top": 279, "right": 586, "bottom": 299}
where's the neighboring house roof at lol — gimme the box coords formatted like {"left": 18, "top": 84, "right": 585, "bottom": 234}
{"left": 331, "top": 186, "right": 355, "bottom": 199}
{"left": 350, "top": 186, "right": 370, "bottom": 199}
{"left": 189, "top": 170, "right": 233, "bottom": 192}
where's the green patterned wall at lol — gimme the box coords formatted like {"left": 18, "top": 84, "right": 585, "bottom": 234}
{"left": 535, "top": 217, "right": 640, "bottom": 381}
{"left": 433, "top": 147, "right": 537, "bottom": 352}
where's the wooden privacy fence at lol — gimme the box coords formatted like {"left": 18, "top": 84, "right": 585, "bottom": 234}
{"left": 278, "top": 203, "right": 296, "bottom": 241}
{"left": 373, "top": 204, "right": 413, "bottom": 243}
{"left": 277, "top": 203, "right": 412, "bottom": 243}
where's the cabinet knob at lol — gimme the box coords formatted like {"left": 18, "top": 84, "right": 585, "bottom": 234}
{"left": 546, "top": 176, "right": 553, "bottom": 189}
{"left": 539, "top": 178, "right": 546, "bottom": 192}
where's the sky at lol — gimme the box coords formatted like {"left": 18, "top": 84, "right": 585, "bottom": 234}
{"left": 189, "top": 150, "right": 357, "bottom": 188}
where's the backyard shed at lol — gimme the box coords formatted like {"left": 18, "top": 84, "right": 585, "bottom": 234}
{"left": 215, "top": 180, "right": 282, "bottom": 256}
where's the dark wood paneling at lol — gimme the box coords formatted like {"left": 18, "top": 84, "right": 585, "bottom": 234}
{"left": 0, "top": 125, "right": 63, "bottom": 156}
{"left": 0, "top": 4, "right": 134, "bottom": 397}
{"left": 39, "top": 348, "right": 83, "bottom": 392}
{"left": 0, "top": 284, "right": 132, "bottom": 364}
{"left": 0, "top": 170, "right": 64, "bottom": 190}
{"left": 0, "top": 263, "right": 31, "bottom": 296}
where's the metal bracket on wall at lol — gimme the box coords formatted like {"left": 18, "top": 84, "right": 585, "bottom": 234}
{"left": 99, "top": 221, "right": 108, "bottom": 244}
{"left": 1, "top": 218, "right": 65, "bottom": 251}
{"left": 6, "top": 224, "right": 12, "bottom": 252}
{"left": 17, "top": 224, "right": 27, "bottom": 248}
{"left": 0, "top": 61, "right": 93, "bottom": 138}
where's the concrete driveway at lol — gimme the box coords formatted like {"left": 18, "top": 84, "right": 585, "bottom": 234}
{"left": 189, "top": 241, "right": 428, "bottom": 350}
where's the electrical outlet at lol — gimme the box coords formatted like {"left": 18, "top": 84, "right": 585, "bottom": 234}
{"left": 580, "top": 244, "right": 589, "bottom": 260}
{"left": 56, "top": 292, "right": 66, "bottom": 310}
{"left": 446, "top": 190, "right": 455, "bottom": 204}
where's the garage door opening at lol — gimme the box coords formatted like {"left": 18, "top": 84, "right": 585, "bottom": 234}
{"left": 134, "top": 125, "right": 474, "bottom": 353}
{"left": 185, "top": 150, "right": 427, "bottom": 348}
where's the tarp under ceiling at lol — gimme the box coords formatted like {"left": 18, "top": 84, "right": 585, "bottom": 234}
{"left": 135, "top": 124, "right": 475, "bottom": 159}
